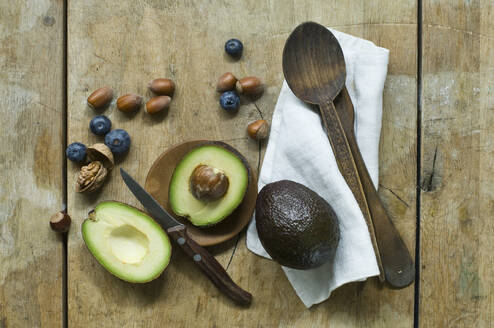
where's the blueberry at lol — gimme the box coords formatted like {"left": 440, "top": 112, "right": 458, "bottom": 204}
{"left": 89, "top": 115, "right": 112, "bottom": 136}
{"left": 224, "top": 39, "right": 243, "bottom": 57}
{"left": 105, "top": 129, "right": 131, "bottom": 154}
{"left": 220, "top": 91, "right": 240, "bottom": 111}
{"left": 66, "top": 142, "right": 87, "bottom": 162}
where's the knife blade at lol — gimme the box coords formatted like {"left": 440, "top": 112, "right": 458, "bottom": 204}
{"left": 120, "top": 168, "right": 182, "bottom": 230}
{"left": 119, "top": 168, "right": 252, "bottom": 305}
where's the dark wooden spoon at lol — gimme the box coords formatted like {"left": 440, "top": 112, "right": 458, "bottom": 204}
{"left": 334, "top": 88, "right": 415, "bottom": 288}
{"left": 283, "top": 21, "right": 414, "bottom": 288}
{"left": 282, "top": 21, "right": 384, "bottom": 282}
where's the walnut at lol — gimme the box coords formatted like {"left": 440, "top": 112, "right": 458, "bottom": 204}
{"left": 76, "top": 161, "right": 107, "bottom": 193}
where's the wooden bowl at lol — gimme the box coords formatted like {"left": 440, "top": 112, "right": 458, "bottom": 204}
{"left": 145, "top": 140, "right": 257, "bottom": 246}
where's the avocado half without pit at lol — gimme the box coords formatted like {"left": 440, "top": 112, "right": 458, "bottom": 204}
{"left": 169, "top": 143, "right": 249, "bottom": 227}
{"left": 256, "top": 180, "right": 340, "bottom": 270}
{"left": 82, "top": 201, "right": 172, "bottom": 283}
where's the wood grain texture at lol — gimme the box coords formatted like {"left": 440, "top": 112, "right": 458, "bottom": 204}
{"left": 67, "top": 1, "right": 417, "bottom": 326}
{"left": 420, "top": 0, "right": 494, "bottom": 326}
{"left": 0, "top": 0, "right": 64, "bottom": 327}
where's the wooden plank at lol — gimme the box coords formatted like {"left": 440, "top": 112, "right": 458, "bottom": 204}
{"left": 67, "top": 1, "right": 417, "bottom": 326}
{"left": 0, "top": 0, "right": 64, "bottom": 327}
{"left": 420, "top": 1, "right": 494, "bottom": 326}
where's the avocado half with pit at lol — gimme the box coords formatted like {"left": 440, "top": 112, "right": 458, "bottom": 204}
{"left": 169, "top": 142, "right": 249, "bottom": 227}
{"left": 82, "top": 201, "right": 172, "bottom": 283}
{"left": 256, "top": 180, "right": 340, "bottom": 270}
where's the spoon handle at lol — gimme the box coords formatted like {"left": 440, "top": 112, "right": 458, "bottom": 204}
{"left": 318, "top": 100, "right": 385, "bottom": 282}
{"left": 334, "top": 89, "right": 415, "bottom": 288}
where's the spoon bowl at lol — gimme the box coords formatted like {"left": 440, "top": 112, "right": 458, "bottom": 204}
{"left": 282, "top": 22, "right": 346, "bottom": 104}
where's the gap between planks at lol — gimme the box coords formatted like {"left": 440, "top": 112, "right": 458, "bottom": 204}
{"left": 414, "top": 0, "right": 423, "bottom": 327}
{"left": 62, "top": 0, "right": 68, "bottom": 327}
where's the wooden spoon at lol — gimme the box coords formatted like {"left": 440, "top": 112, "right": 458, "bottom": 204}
{"left": 334, "top": 88, "right": 415, "bottom": 288}
{"left": 282, "top": 21, "right": 384, "bottom": 282}
{"left": 283, "top": 21, "right": 414, "bottom": 287}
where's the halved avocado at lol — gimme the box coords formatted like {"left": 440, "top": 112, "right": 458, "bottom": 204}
{"left": 82, "top": 201, "right": 171, "bottom": 283}
{"left": 169, "top": 142, "right": 249, "bottom": 227}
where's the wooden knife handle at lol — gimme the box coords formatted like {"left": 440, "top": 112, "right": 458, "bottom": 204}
{"left": 319, "top": 100, "right": 385, "bottom": 282}
{"left": 167, "top": 225, "right": 252, "bottom": 305}
{"left": 334, "top": 88, "right": 415, "bottom": 288}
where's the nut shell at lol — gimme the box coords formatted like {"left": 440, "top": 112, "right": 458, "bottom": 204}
{"left": 50, "top": 211, "right": 71, "bottom": 233}
{"left": 86, "top": 143, "right": 114, "bottom": 170}
{"left": 236, "top": 77, "right": 263, "bottom": 96}
{"left": 148, "top": 78, "right": 175, "bottom": 96}
{"left": 117, "top": 93, "right": 142, "bottom": 113}
{"left": 146, "top": 96, "right": 171, "bottom": 114}
{"left": 247, "top": 120, "right": 269, "bottom": 140}
{"left": 216, "top": 72, "right": 237, "bottom": 92}
{"left": 189, "top": 165, "right": 229, "bottom": 202}
{"left": 87, "top": 86, "right": 113, "bottom": 109}
{"left": 76, "top": 161, "right": 107, "bottom": 193}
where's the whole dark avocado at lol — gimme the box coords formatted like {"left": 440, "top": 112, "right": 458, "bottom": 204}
{"left": 256, "top": 180, "right": 340, "bottom": 270}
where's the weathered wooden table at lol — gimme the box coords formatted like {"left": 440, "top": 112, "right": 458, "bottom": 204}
{"left": 1, "top": 1, "right": 492, "bottom": 327}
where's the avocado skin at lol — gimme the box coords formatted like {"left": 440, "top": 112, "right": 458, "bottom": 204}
{"left": 256, "top": 180, "right": 340, "bottom": 270}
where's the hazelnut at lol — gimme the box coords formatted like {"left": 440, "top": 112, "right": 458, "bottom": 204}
{"left": 117, "top": 93, "right": 142, "bottom": 113}
{"left": 216, "top": 72, "right": 237, "bottom": 92}
{"left": 146, "top": 96, "right": 171, "bottom": 114}
{"left": 148, "top": 78, "right": 175, "bottom": 96}
{"left": 87, "top": 86, "right": 113, "bottom": 109}
{"left": 247, "top": 119, "right": 269, "bottom": 140}
{"left": 236, "top": 77, "right": 263, "bottom": 96}
{"left": 189, "top": 165, "right": 229, "bottom": 202}
{"left": 50, "top": 211, "right": 71, "bottom": 233}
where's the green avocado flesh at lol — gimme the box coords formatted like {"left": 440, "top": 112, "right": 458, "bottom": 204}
{"left": 82, "top": 201, "right": 172, "bottom": 283}
{"left": 256, "top": 180, "right": 340, "bottom": 270}
{"left": 169, "top": 144, "right": 248, "bottom": 227}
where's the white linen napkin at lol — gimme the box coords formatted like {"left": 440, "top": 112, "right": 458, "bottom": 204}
{"left": 246, "top": 29, "right": 389, "bottom": 308}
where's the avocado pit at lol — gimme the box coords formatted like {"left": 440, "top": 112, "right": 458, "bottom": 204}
{"left": 189, "top": 164, "right": 229, "bottom": 202}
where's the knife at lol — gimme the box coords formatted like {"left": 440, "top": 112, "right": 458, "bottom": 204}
{"left": 120, "top": 168, "right": 252, "bottom": 305}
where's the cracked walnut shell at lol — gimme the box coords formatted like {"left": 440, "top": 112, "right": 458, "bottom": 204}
{"left": 86, "top": 143, "right": 114, "bottom": 170}
{"left": 76, "top": 161, "right": 107, "bottom": 193}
